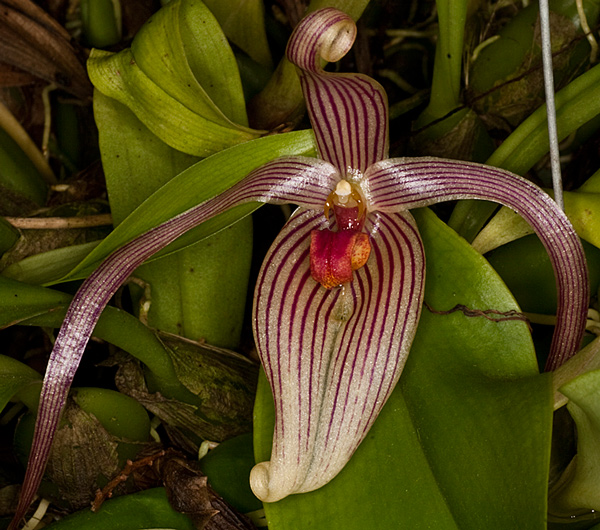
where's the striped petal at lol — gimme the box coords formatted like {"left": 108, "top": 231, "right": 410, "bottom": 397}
{"left": 286, "top": 9, "right": 389, "bottom": 174}
{"left": 250, "top": 208, "right": 425, "bottom": 502}
{"left": 363, "top": 156, "right": 589, "bottom": 370}
{"left": 9, "top": 156, "right": 338, "bottom": 529}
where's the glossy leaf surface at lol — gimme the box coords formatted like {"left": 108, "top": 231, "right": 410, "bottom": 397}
{"left": 87, "top": 0, "right": 260, "bottom": 157}
{"left": 255, "top": 208, "right": 551, "bottom": 529}
{"left": 550, "top": 367, "right": 600, "bottom": 519}
{"left": 59, "top": 129, "right": 317, "bottom": 282}
{"left": 131, "top": 0, "right": 248, "bottom": 125}
{"left": 203, "top": 0, "right": 272, "bottom": 68}
{"left": 42, "top": 488, "right": 196, "bottom": 530}
{"left": 94, "top": 89, "right": 252, "bottom": 347}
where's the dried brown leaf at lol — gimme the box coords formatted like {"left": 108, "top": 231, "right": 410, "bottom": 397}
{"left": 0, "top": 0, "right": 91, "bottom": 98}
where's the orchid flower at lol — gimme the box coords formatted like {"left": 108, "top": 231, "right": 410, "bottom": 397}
{"left": 10, "top": 7, "right": 589, "bottom": 527}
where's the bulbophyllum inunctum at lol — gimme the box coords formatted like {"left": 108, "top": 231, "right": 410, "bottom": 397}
{"left": 9, "top": 7, "right": 589, "bottom": 527}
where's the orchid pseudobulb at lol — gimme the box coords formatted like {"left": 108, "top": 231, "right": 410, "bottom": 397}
{"left": 10, "top": 7, "right": 589, "bottom": 528}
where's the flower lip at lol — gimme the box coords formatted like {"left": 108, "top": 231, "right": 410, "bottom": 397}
{"left": 312, "top": 179, "right": 371, "bottom": 289}
{"left": 309, "top": 228, "right": 371, "bottom": 289}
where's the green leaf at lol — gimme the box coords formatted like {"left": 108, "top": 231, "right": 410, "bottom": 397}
{"left": 2, "top": 241, "right": 101, "bottom": 285}
{"left": 254, "top": 208, "right": 551, "bottom": 529}
{"left": 94, "top": 88, "right": 253, "bottom": 347}
{"left": 42, "top": 488, "right": 196, "bottom": 530}
{"left": 203, "top": 0, "right": 272, "bottom": 68}
{"left": 549, "top": 368, "right": 600, "bottom": 520}
{"left": 94, "top": 91, "right": 199, "bottom": 226}
{"left": 88, "top": 49, "right": 258, "bottom": 158}
{"left": 94, "top": 91, "right": 262, "bottom": 346}
{"left": 59, "top": 129, "right": 316, "bottom": 282}
{"left": 130, "top": 0, "right": 249, "bottom": 126}
{"left": 87, "top": 0, "right": 262, "bottom": 157}
{"left": 0, "top": 276, "right": 182, "bottom": 398}
{"left": 0, "top": 354, "right": 41, "bottom": 414}
{"left": 132, "top": 222, "right": 252, "bottom": 347}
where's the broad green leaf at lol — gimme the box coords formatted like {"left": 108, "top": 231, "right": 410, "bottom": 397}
{"left": 88, "top": 48, "right": 258, "bottom": 158}
{"left": 132, "top": 223, "right": 252, "bottom": 347}
{"left": 42, "top": 488, "right": 196, "bottom": 530}
{"left": 94, "top": 91, "right": 199, "bottom": 226}
{"left": 95, "top": 90, "right": 250, "bottom": 347}
{"left": 254, "top": 208, "right": 551, "bottom": 529}
{"left": 88, "top": 0, "right": 261, "bottom": 158}
{"left": 92, "top": 0, "right": 257, "bottom": 345}
{"left": 130, "top": 0, "right": 248, "bottom": 126}
{"left": 203, "top": 0, "right": 272, "bottom": 68}
{"left": 59, "top": 129, "right": 317, "bottom": 282}
{"left": 549, "top": 368, "right": 600, "bottom": 520}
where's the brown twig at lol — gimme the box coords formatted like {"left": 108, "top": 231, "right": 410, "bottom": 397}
{"left": 91, "top": 450, "right": 166, "bottom": 512}
{"left": 425, "top": 301, "right": 530, "bottom": 325}
{"left": 5, "top": 214, "right": 112, "bottom": 229}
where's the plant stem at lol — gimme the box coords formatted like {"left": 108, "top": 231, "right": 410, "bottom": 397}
{"left": 539, "top": 0, "right": 564, "bottom": 210}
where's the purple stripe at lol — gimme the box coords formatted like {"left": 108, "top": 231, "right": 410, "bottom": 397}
{"left": 359, "top": 213, "right": 422, "bottom": 433}
{"left": 365, "top": 158, "right": 587, "bottom": 369}
{"left": 314, "top": 211, "right": 423, "bottom": 475}
{"left": 287, "top": 9, "right": 352, "bottom": 72}
{"left": 254, "top": 212, "right": 321, "bottom": 440}
{"left": 304, "top": 283, "right": 339, "bottom": 450}
{"left": 303, "top": 73, "right": 388, "bottom": 174}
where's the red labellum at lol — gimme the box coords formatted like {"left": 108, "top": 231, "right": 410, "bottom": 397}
{"left": 310, "top": 229, "right": 371, "bottom": 289}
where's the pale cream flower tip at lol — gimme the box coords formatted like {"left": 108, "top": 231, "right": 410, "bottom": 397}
{"left": 250, "top": 461, "right": 282, "bottom": 503}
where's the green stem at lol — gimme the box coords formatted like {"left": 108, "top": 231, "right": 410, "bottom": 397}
{"left": 416, "top": 0, "right": 467, "bottom": 126}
